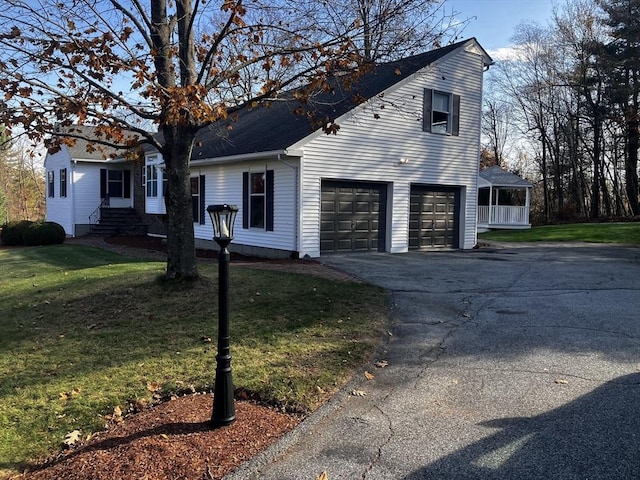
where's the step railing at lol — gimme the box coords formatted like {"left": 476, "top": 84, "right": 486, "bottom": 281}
{"left": 89, "top": 197, "right": 110, "bottom": 226}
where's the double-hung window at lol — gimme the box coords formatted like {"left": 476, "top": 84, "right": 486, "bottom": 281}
{"left": 59, "top": 168, "right": 67, "bottom": 197}
{"left": 108, "top": 170, "right": 123, "bottom": 197}
{"left": 145, "top": 155, "right": 161, "bottom": 198}
{"left": 47, "top": 171, "right": 55, "bottom": 197}
{"left": 146, "top": 165, "right": 158, "bottom": 197}
{"left": 99, "top": 168, "right": 131, "bottom": 199}
{"left": 423, "top": 89, "right": 460, "bottom": 136}
{"left": 191, "top": 175, "right": 205, "bottom": 224}
{"left": 242, "top": 170, "right": 274, "bottom": 231}
{"left": 250, "top": 172, "right": 265, "bottom": 228}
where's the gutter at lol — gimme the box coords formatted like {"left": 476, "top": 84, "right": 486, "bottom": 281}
{"left": 191, "top": 149, "right": 302, "bottom": 166}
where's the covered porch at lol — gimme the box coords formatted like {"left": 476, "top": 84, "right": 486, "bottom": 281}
{"left": 478, "top": 166, "right": 532, "bottom": 232}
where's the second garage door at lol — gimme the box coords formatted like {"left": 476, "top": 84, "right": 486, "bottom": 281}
{"left": 409, "top": 186, "right": 459, "bottom": 249}
{"left": 320, "top": 180, "right": 387, "bottom": 253}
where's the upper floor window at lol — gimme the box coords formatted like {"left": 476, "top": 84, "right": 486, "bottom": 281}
{"left": 423, "top": 89, "right": 460, "bottom": 136}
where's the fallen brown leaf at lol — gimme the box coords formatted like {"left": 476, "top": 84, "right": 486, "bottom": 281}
{"left": 62, "top": 430, "right": 81, "bottom": 448}
{"left": 147, "top": 381, "right": 162, "bottom": 392}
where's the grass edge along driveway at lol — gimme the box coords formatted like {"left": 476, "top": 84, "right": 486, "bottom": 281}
{"left": 479, "top": 222, "right": 640, "bottom": 245}
{"left": 0, "top": 244, "right": 387, "bottom": 476}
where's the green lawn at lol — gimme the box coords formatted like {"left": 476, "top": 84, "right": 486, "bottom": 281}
{"left": 0, "top": 245, "right": 387, "bottom": 477}
{"left": 479, "top": 222, "right": 640, "bottom": 245}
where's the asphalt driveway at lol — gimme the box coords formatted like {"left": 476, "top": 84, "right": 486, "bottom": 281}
{"left": 227, "top": 243, "right": 640, "bottom": 480}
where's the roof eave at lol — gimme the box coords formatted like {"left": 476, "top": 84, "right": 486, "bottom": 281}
{"left": 190, "top": 149, "right": 303, "bottom": 166}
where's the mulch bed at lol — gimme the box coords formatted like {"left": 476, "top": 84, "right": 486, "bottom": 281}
{"left": 15, "top": 395, "right": 300, "bottom": 480}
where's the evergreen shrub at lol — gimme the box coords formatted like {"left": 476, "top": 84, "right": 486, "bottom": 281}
{"left": 0, "top": 220, "right": 34, "bottom": 246}
{"left": 23, "top": 221, "right": 66, "bottom": 246}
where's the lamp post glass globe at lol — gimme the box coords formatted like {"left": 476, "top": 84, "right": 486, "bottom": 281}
{"left": 207, "top": 204, "right": 238, "bottom": 244}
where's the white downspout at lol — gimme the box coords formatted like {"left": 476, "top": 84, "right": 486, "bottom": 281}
{"left": 72, "top": 160, "right": 77, "bottom": 237}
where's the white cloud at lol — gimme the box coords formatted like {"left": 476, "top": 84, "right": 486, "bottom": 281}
{"left": 487, "top": 46, "right": 525, "bottom": 62}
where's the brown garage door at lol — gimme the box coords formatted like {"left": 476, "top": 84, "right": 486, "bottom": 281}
{"left": 409, "top": 186, "right": 459, "bottom": 249}
{"left": 320, "top": 180, "right": 387, "bottom": 253}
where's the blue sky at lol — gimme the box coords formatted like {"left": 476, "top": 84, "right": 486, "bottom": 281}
{"left": 449, "top": 0, "right": 556, "bottom": 56}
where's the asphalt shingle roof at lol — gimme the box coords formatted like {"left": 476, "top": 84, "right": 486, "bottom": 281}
{"left": 54, "top": 125, "right": 139, "bottom": 161}
{"left": 479, "top": 166, "right": 532, "bottom": 187}
{"left": 192, "top": 39, "right": 475, "bottom": 160}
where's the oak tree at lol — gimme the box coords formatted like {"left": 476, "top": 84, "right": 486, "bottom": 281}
{"left": 0, "top": 0, "right": 375, "bottom": 280}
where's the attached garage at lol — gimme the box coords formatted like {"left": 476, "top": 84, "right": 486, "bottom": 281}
{"left": 320, "top": 180, "right": 387, "bottom": 253}
{"left": 409, "top": 186, "right": 460, "bottom": 249}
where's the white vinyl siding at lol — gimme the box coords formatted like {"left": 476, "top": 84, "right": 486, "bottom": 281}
{"left": 73, "top": 163, "right": 105, "bottom": 225}
{"left": 191, "top": 159, "right": 298, "bottom": 253}
{"left": 44, "top": 148, "right": 74, "bottom": 235}
{"left": 296, "top": 46, "right": 484, "bottom": 257}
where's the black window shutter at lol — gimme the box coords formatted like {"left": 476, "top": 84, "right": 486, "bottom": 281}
{"left": 422, "top": 88, "right": 432, "bottom": 132}
{"left": 266, "top": 170, "right": 274, "bottom": 231}
{"left": 100, "top": 169, "right": 107, "bottom": 198}
{"left": 242, "top": 172, "right": 249, "bottom": 229}
{"left": 124, "top": 170, "right": 131, "bottom": 198}
{"left": 199, "top": 175, "right": 206, "bottom": 225}
{"left": 452, "top": 94, "right": 461, "bottom": 136}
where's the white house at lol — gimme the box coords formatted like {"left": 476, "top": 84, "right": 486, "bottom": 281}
{"left": 44, "top": 126, "right": 146, "bottom": 236}
{"left": 46, "top": 39, "right": 493, "bottom": 258}
{"left": 143, "top": 38, "right": 493, "bottom": 258}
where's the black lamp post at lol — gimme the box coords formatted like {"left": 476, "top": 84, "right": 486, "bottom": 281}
{"left": 207, "top": 204, "right": 239, "bottom": 427}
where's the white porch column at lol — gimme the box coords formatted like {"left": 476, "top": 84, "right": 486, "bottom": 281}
{"left": 488, "top": 185, "right": 493, "bottom": 224}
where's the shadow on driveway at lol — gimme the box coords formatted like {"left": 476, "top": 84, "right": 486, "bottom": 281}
{"left": 405, "top": 373, "right": 640, "bottom": 480}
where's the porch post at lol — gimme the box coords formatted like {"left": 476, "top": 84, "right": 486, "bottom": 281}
{"left": 489, "top": 185, "right": 493, "bottom": 225}
{"left": 525, "top": 187, "right": 531, "bottom": 224}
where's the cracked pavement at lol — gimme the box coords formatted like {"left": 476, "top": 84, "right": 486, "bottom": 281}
{"left": 225, "top": 243, "right": 640, "bottom": 480}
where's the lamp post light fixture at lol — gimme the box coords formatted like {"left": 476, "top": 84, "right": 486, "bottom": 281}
{"left": 207, "top": 204, "right": 239, "bottom": 427}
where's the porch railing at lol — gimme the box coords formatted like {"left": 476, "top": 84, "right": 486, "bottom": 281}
{"left": 478, "top": 205, "right": 529, "bottom": 226}
{"left": 89, "top": 196, "right": 110, "bottom": 226}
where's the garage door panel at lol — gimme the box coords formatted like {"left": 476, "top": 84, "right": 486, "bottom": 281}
{"left": 409, "top": 186, "right": 459, "bottom": 250}
{"left": 337, "top": 220, "right": 353, "bottom": 232}
{"left": 321, "top": 202, "right": 335, "bottom": 214}
{"left": 354, "top": 220, "right": 371, "bottom": 231}
{"left": 356, "top": 201, "right": 374, "bottom": 213}
{"left": 321, "top": 180, "right": 386, "bottom": 253}
{"left": 338, "top": 201, "right": 354, "bottom": 213}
